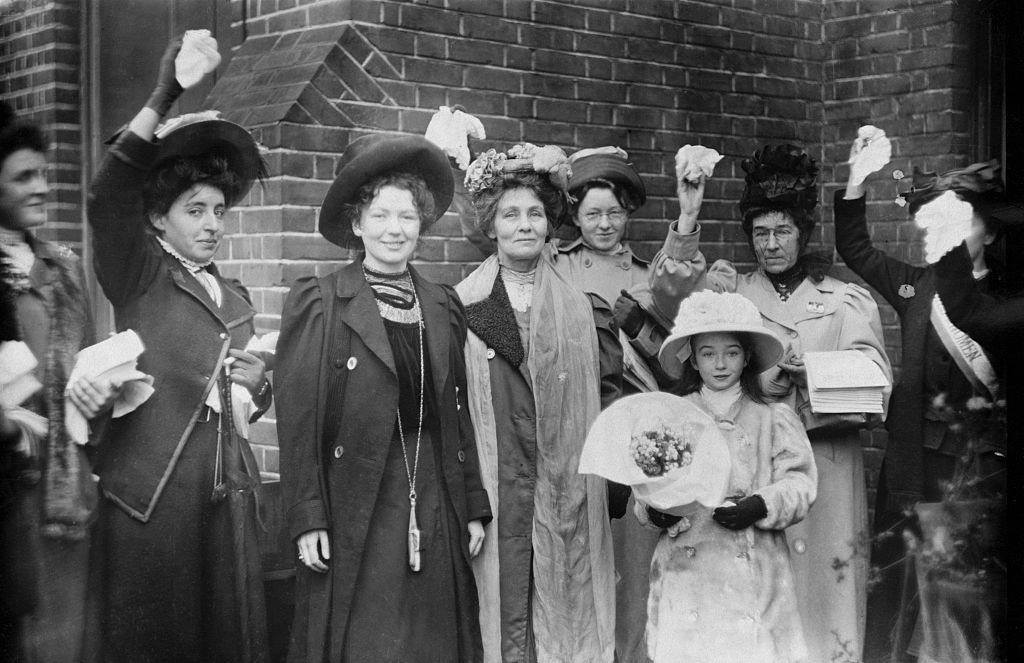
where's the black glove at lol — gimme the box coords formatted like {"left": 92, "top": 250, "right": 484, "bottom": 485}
{"left": 144, "top": 37, "right": 185, "bottom": 116}
{"left": 607, "top": 481, "right": 630, "bottom": 520}
{"left": 712, "top": 495, "right": 767, "bottom": 530}
{"left": 646, "top": 506, "right": 682, "bottom": 529}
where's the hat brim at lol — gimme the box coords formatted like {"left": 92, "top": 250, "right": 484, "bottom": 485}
{"left": 567, "top": 154, "right": 646, "bottom": 219}
{"left": 319, "top": 135, "right": 454, "bottom": 249}
{"left": 155, "top": 119, "right": 263, "bottom": 207}
{"left": 658, "top": 323, "right": 785, "bottom": 379}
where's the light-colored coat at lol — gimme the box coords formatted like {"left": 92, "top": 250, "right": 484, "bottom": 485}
{"left": 707, "top": 261, "right": 893, "bottom": 663}
{"left": 638, "top": 394, "right": 817, "bottom": 663}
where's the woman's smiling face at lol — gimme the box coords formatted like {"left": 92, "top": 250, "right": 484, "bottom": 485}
{"left": 353, "top": 185, "right": 422, "bottom": 273}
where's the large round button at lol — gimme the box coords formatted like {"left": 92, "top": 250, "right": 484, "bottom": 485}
{"left": 457, "top": 450, "right": 466, "bottom": 463}
{"left": 347, "top": 357, "right": 358, "bottom": 370}
{"left": 333, "top": 445, "right": 344, "bottom": 459}
{"left": 486, "top": 348, "right": 495, "bottom": 360}
{"left": 583, "top": 258, "right": 592, "bottom": 268}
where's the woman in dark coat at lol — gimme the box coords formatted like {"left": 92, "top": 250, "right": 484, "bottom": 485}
{"left": 276, "top": 133, "right": 492, "bottom": 663}
{"left": 834, "top": 140, "right": 1014, "bottom": 662}
{"left": 86, "top": 37, "right": 271, "bottom": 663}
{"left": 457, "top": 144, "right": 623, "bottom": 663}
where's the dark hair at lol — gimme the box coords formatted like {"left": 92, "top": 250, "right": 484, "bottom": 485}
{"left": 340, "top": 172, "right": 436, "bottom": 240}
{"left": 670, "top": 332, "right": 767, "bottom": 404}
{"left": 471, "top": 171, "right": 565, "bottom": 234}
{"left": 569, "top": 178, "right": 641, "bottom": 216}
{"left": 143, "top": 153, "right": 242, "bottom": 218}
{"left": 0, "top": 102, "right": 48, "bottom": 169}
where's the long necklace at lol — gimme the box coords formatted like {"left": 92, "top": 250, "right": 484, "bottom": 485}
{"left": 395, "top": 314, "right": 426, "bottom": 572}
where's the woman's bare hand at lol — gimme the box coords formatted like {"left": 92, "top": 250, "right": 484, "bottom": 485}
{"left": 226, "top": 349, "right": 266, "bottom": 395}
{"left": 467, "top": 520, "right": 485, "bottom": 558}
{"left": 296, "top": 529, "right": 330, "bottom": 573}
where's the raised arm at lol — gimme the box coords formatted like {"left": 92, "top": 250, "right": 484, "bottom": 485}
{"left": 87, "top": 38, "right": 189, "bottom": 306}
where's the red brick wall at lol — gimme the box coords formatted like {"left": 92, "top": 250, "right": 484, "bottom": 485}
{"left": 0, "top": 0, "right": 83, "bottom": 247}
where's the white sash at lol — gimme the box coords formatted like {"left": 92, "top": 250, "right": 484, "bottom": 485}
{"left": 930, "top": 294, "right": 1000, "bottom": 399}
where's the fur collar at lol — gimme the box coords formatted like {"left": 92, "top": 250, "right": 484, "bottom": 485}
{"left": 465, "top": 273, "right": 525, "bottom": 367}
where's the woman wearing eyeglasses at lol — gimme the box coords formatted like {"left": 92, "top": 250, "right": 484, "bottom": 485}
{"left": 699, "top": 144, "right": 892, "bottom": 663}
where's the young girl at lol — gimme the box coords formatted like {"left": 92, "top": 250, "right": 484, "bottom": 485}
{"left": 637, "top": 290, "right": 818, "bottom": 663}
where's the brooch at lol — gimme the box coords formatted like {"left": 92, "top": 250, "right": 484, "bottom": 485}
{"left": 898, "top": 284, "right": 915, "bottom": 299}
{"left": 806, "top": 301, "right": 825, "bottom": 314}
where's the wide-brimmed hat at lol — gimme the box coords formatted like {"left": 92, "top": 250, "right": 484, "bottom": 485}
{"left": 319, "top": 133, "right": 453, "bottom": 248}
{"left": 658, "top": 290, "right": 784, "bottom": 379}
{"left": 739, "top": 144, "right": 819, "bottom": 219}
{"left": 567, "top": 146, "right": 646, "bottom": 212}
{"left": 153, "top": 111, "right": 265, "bottom": 207}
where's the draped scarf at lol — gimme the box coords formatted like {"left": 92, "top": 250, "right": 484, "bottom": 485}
{"left": 456, "top": 250, "right": 615, "bottom": 662}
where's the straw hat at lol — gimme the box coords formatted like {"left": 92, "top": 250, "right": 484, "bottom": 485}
{"left": 658, "top": 290, "right": 784, "bottom": 379}
{"left": 319, "top": 133, "right": 454, "bottom": 248}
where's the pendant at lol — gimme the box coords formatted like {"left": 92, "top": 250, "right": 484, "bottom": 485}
{"left": 408, "top": 496, "right": 422, "bottom": 572}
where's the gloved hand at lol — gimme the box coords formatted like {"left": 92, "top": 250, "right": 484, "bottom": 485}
{"left": 712, "top": 494, "right": 767, "bottom": 530}
{"left": 646, "top": 506, "right": 682, "bottom": 529}
{"left": 145, "top": 37, "right": 185, "bottom": 117}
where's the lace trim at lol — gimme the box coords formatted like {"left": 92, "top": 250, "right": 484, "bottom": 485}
{"left": 363, "top": 265, "right": 423, "bottom": 324}
{"left": 156, "top": 236, "right": 214, "bottom": 271}
{"left": 499, "top": 265, "right": 535, "bottom": 313}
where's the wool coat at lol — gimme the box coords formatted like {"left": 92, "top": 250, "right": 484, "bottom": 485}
{"left": 276, "top": 262, "right": 491, "bottom": 663}
{"left": 707, "top": 261, "right": 892, "bottom": 663}
{"left": 86, "top": 130, "right": 270, "bottom": 663}
{"left": 638, "top": 394, "right": 817, "bottom": 663}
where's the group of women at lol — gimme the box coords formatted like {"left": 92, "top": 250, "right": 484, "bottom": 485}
{"left": 2, "top": 33, "right": 1015, "bottom": 663}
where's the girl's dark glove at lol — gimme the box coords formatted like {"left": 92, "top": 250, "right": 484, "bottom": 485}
{"left": 145, "top": 37, "right": 184, "bottom": 116}
{"left": 713, "top": 494, "right": 767, "bottom": 530}
{"left": 646, "top": 506, "right": 682, "bottom": 529}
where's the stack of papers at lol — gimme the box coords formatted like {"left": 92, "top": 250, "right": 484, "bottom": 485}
{"left": 804, "top": 351, "right": 889, "bottom": 414}
{"left": 65, "top": 330, "right": 154, "bottom": 444}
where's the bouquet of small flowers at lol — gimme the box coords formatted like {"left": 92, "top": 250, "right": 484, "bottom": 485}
{"left": 630, "top": 425, "right": 696, "bottom": 477}
{"left": 579, "top": 392, "right": 730, "bottom": 516}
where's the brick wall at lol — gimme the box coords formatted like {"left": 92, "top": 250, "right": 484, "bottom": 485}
{"left": 0, "top": 0, "right": 83, "bottom": 247}
{"left": 0, "top": 0, "right": 992, "bottom": 486}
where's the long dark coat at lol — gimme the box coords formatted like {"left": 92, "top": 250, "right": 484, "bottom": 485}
{"left": 276, "top": 261, "right": 492, "bottom": 663}
{"left": 85, "top": 130, "right": 269, "bottom": 663}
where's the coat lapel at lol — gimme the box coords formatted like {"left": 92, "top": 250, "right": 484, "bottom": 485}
{"left": 738, "top": 271, "right": 799, "bottom": 333}
{"left": 412, "top": 267, "right": 450, "bottom": 396}
{"left": 334, "top": 261, "right": 396, "bottom": 375}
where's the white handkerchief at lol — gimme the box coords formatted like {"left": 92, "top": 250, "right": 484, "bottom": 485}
{"left": 0, "top": 341, "right": 42, "bottom": 408}
{"left": 675, "top": 145, "right": 723, "bottom": 184}
{"left": 175, "top": 29, "right": 221, "bottom": 89}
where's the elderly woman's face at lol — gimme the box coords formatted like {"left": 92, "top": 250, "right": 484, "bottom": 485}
{"left": 489, "top": 187, "right": 548, "bottom": 270}
{"left": 151, "top": 183, "right": 226, "bottom": 263}
{"left": 576, "top": 187, "right": 627, "bottom": 251}
{"left": 751, "top": 211, "right": 800, "bottom": 274}
{"left": 353, "top": 185, "right": 421, "bottom": 273}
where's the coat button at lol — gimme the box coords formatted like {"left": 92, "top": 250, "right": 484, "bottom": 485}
{"left": 457, "top": 450, "right": 466, "bottom": 463}
{"left": 583, "top": 258, "right": 592, "bottom": 267}
{"left": 219, "top": 332, "right": 228, "bottom": 340}
{"left": 347, "top": 357, "right": 358, "bottom": 370}
{"left": 619, "top": 261, "right": 630, "bottom": 270}
{"left": 787, "top": 330, "right": 798, "bottom": 338}
{"left": 486, "top": 348, "right": 495, "bottom": 360}
{"left": 333, "top": 445, "right": 344, "bottom": 459}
